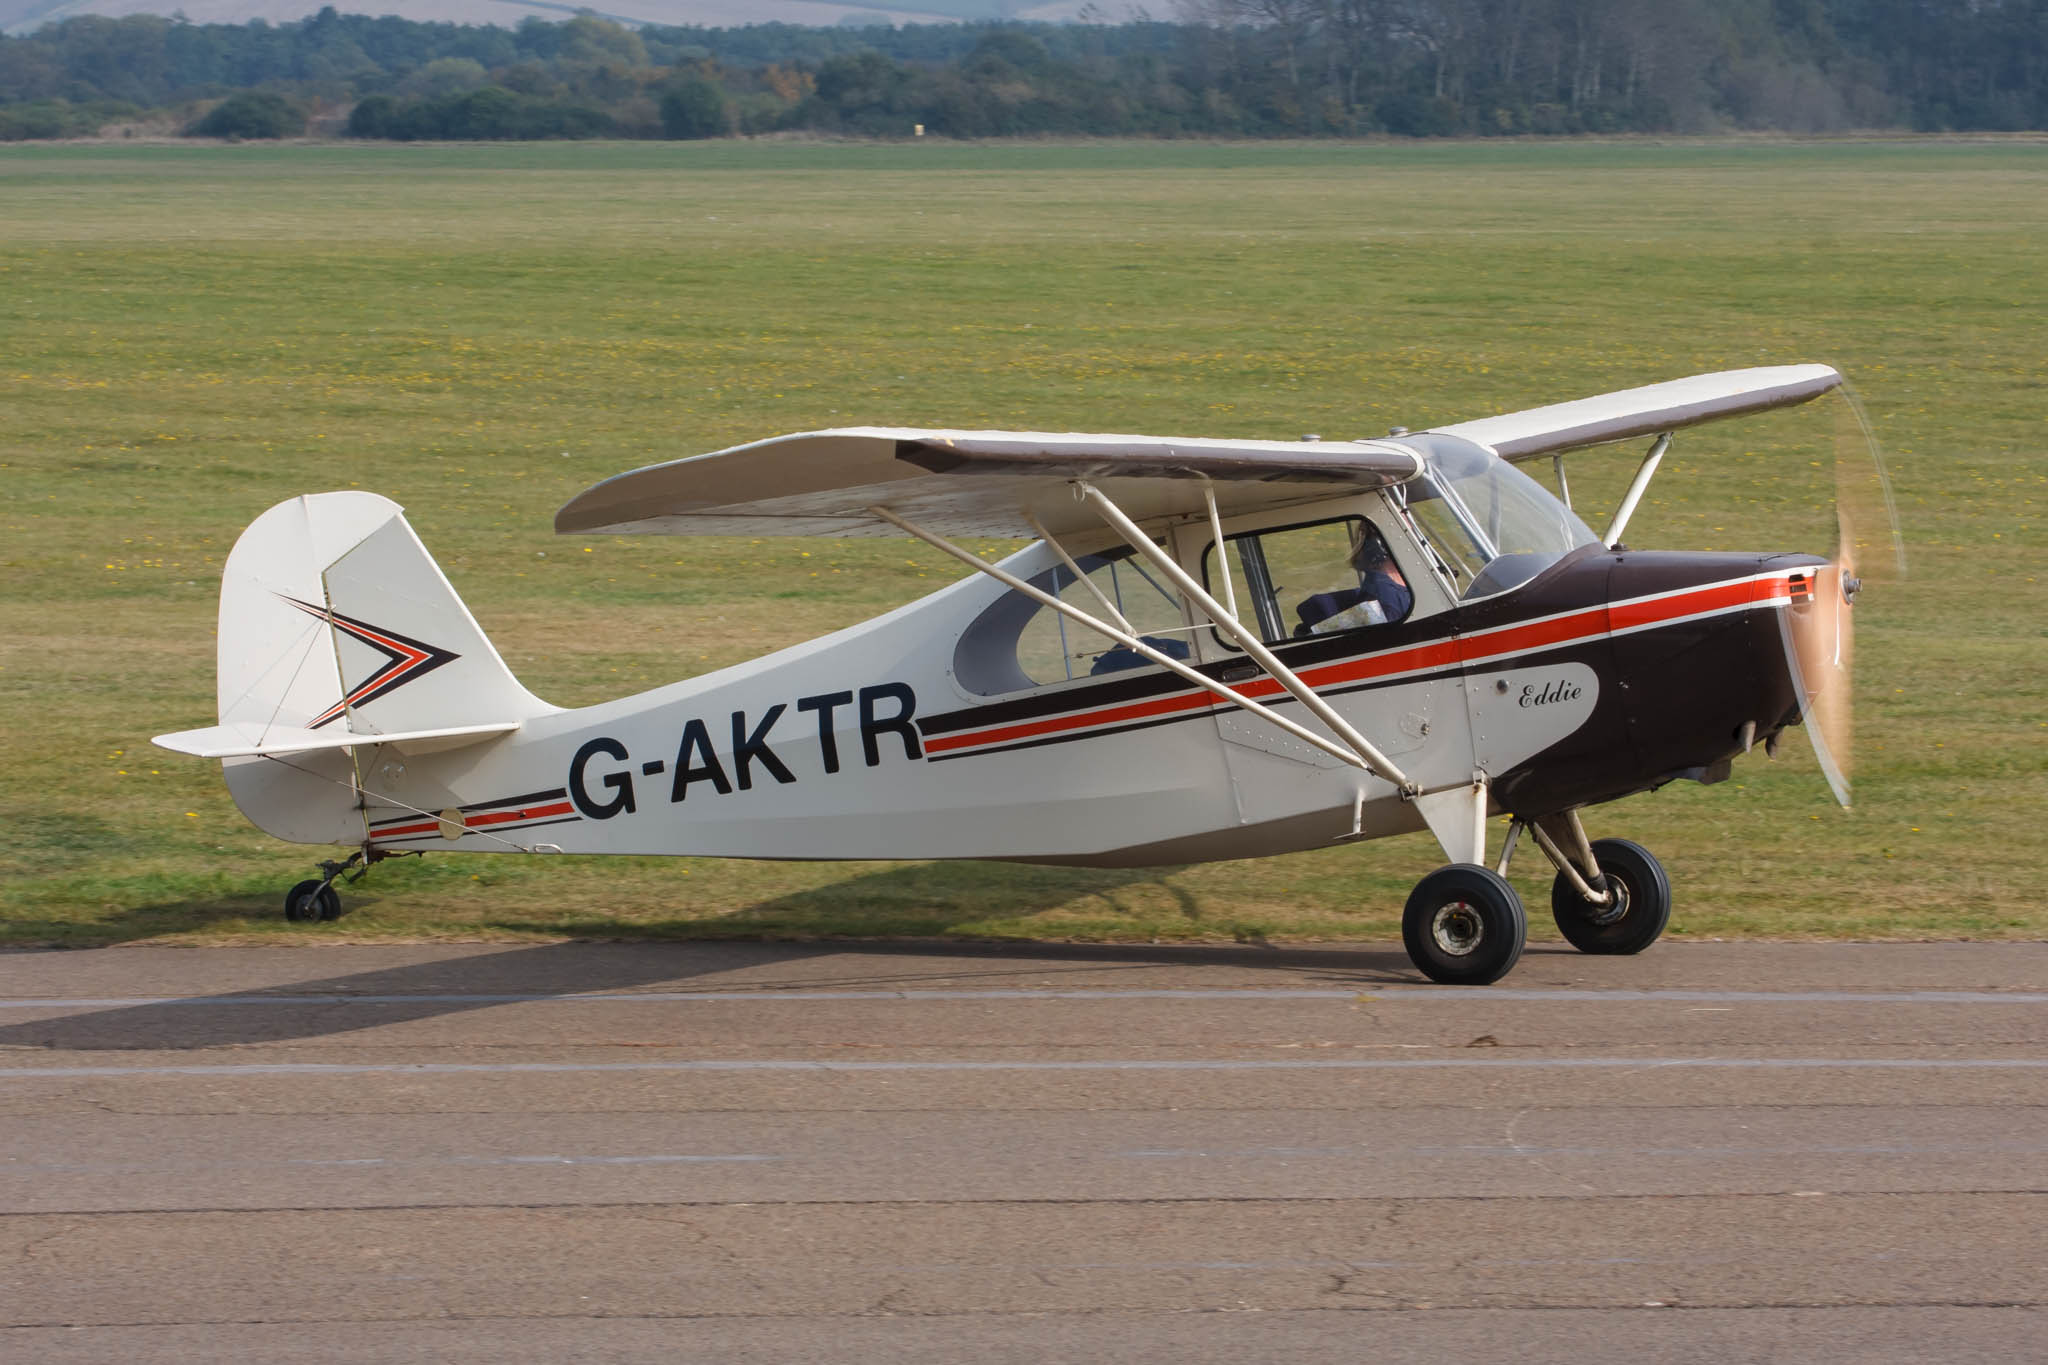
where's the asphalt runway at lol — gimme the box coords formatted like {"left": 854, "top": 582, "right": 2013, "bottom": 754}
{"left": 1, "top": 939, "right": 2043, "bottom": 1362}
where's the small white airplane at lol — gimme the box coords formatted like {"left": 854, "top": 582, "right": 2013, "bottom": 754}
{"left": 156, "top": 365, "right": 1895, "bottom": 984}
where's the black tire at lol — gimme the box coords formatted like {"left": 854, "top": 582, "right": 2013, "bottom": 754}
{"left": 284, "top": 879, "right": 325, "bottom": 923}
{"left": 284, "top": 880, "right": 343, "bottom": 924}
{"left": 1401, "top": 864, "right": 1528, "bottom": 986}
{"left": 1550, "top": 837, "right": 1670, "bottom": 955}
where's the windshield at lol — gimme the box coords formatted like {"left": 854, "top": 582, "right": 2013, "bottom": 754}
{"left": 1401, "top": 437, "right": 1599, "bottom": 599}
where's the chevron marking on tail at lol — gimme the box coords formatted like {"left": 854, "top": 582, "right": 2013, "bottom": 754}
{"left": 275, "top": 594, "right": 462, "bottom": 728}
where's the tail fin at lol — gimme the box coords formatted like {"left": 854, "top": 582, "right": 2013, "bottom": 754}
{"left": 210, "top": 490, "right": 550, "bottom": 741}
{"left": 155, "top": 492, "right": 552, "bottom": 843}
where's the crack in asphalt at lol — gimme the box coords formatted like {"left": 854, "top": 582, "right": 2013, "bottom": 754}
{"left": 6, "top": 1299, "right": 2043, "bottom": 1330}
{"left": 4, "top": 1189, "right": 2042, "bottom": 1219}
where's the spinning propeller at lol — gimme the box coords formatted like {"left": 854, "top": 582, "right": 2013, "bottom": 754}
{"left": 1781, "top": 388, "right": 1907, "bottom": 807}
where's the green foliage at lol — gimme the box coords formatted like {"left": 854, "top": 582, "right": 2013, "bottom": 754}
{"left": 345, "top": 92, "right": 396, "bottom": 138}
{"left": 1376, "top": 93, "right": 1462, "bottom": 138}
{"left": 399, "top": 56, "right": 490, "bottom": 100}
{"left": 659, "top": 74, "right": 731, "bottom": 139}
{"left": 0, "top": 98, "right": 135, "bottom": 140}
{"left": 346, "top": 86, "right": 613, "bottom": 141}
{"left": 2, "top": 6, "right": 2046, "bottom": 142}
{"left": 185, "top": 91, "right": 306, "bottom": 140}
{"left": 808, "top": 50, "right": 907, "bottom": 133}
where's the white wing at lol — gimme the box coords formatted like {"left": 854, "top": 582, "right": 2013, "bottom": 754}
{"left": 556, "top": 366, "right": 1843, "bottom": 540}
{"left": 1430, "top": 365, "right": 1842, "bottom": 461}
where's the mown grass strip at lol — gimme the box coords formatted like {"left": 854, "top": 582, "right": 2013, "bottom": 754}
{"left": 1, "top": 139, "right": 2041, "bottom": 946}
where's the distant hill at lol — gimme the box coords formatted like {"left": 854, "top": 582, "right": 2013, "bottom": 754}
{"left": 2, "top": 0, "right": 1108, "bottom": 37}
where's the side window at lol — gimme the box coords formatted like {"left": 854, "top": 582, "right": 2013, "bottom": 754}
{"left": 1017, "top": 550, "right": 1190, "bottom": 684}
{"left": 1202, "top": 517, "right": 1413, "bottom": 648}
{"left": 953, "top": 547, "right": 1193, "bottom": 695}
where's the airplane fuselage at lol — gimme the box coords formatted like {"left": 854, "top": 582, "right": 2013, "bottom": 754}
{"left": 245, "top": 534, "right": 1820, "bottom": 870}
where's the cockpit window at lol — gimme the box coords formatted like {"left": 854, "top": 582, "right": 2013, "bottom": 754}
{"left": 953, "top": 545, "right": 1194, "bottom": 695}
{"left": 1200, "top": 516, "right": 1413, "bottom": 649}
{"left": 1402, "top": 438, "right": 1599, "bottom": 599}
{"left": 1017, "top": 548, "right": 1190, "bottom": 683}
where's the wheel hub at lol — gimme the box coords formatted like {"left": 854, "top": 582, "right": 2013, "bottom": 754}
{"left": 1430, "top": 900, "right": 1485, "bottom": 956}
{"left": 1587, "top": 878, "right": 1630, "bottom": 926}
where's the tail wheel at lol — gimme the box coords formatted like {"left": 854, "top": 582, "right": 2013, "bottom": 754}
{"left": 1550, "top": 837, "right": 1670, "bottom": 955}
{"left": 284, "top": 879, "right": 342, "bottom": 923}
{"left": 1402, "top": 864, "right": 1527, "bottom": 986}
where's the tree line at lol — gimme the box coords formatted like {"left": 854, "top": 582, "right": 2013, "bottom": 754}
{"left": 1, "top": 2, "right": 2042, "bottom": 142}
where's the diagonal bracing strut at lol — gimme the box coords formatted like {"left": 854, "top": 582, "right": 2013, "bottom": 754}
{"left": 1073, "top": 480, "right": 1417, "bottom": 793}
{"left": 870, "top": 505, "right": 1371, "bottom": 772}
{"left": 867, "top": 492, "right": 1416, "bottom": 793}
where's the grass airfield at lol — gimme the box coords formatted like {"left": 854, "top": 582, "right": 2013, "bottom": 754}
{"left": 0, "top": 138, "right": 2040, "bottom": 947}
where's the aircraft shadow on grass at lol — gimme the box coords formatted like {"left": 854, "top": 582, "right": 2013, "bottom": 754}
{"left": 0, "top": 861, "right": 1424, "bottom": 1052}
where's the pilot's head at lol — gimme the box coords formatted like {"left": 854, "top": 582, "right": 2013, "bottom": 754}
{"left": 1350, "top": 529, "right": 1391, "bottom": 574}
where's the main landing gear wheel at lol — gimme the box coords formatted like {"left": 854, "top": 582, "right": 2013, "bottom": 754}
{"left": 284, "top": 879, "right": 342, "bottom": 923}
{"left": 1401, "top": 864, "right": 1527, "bottom": 986}
{"left": 1550, "top": 837, "right": 1671, "bottom": 955}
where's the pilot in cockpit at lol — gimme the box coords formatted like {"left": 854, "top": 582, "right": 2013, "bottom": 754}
{"left": 1294, "top": 523, "right": 1412, "bottom": 636}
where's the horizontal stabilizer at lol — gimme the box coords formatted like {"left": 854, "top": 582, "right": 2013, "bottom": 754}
{"left": 1432, "top": 365, "right": 1842, "bottom": 460}
{"left": 153, "top": 720, "right": 519, "bottom": 760}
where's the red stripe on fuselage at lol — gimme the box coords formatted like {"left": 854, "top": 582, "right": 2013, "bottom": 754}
{"left": 923, "top": 686, "right": 1219, "bottom": 754}
{"left": 370, "top": 818, "right": 442, "bottom": 838}
{"left": 370, "top": 801, "right": 576, "bottom": 841}
{"left": 1607, "top": 575, "right": 1777, "bottom": 633}
{"left": 464, "top": 800, "right": 574, "bottom": 829}
{"left": 926, "top": 573, "right": 1794, "bottom": 757}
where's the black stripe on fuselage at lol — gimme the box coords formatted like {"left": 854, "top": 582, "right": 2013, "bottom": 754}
{"left": 924, "top": 635, "right": 1610, "bottom": 763}
{"left": 917, "top": 616, "right": 1461, "bottom": 740}
{"left": 366, "top": 788, "right": 572, "bottom": 832}
{"left": 460, "top": 787, "right": 569, "bottom": 814}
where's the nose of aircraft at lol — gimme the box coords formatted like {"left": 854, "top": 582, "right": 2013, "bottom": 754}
{"left": 1601, "top": 551, "right": 1829, "bottom": 798}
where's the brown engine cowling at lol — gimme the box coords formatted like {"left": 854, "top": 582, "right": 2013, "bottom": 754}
{"left": 1485, "top": 549, "right": 1827, "bottom": 818}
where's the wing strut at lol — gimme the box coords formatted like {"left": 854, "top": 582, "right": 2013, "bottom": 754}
{"left": 1023, "top": 511, "right": 1133, "bottom": 635}
{"left": 1199, "top": 476, "right": 1240, "bottom": 622}
{"left": 1602, "top": 432, "right": 1672, "bottom": 548}
{"left": 868, "top": 483, "right": 1420, "bottom": 794}
{"left": 868, "top": 505, "right": 1396, "bottom": 778}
